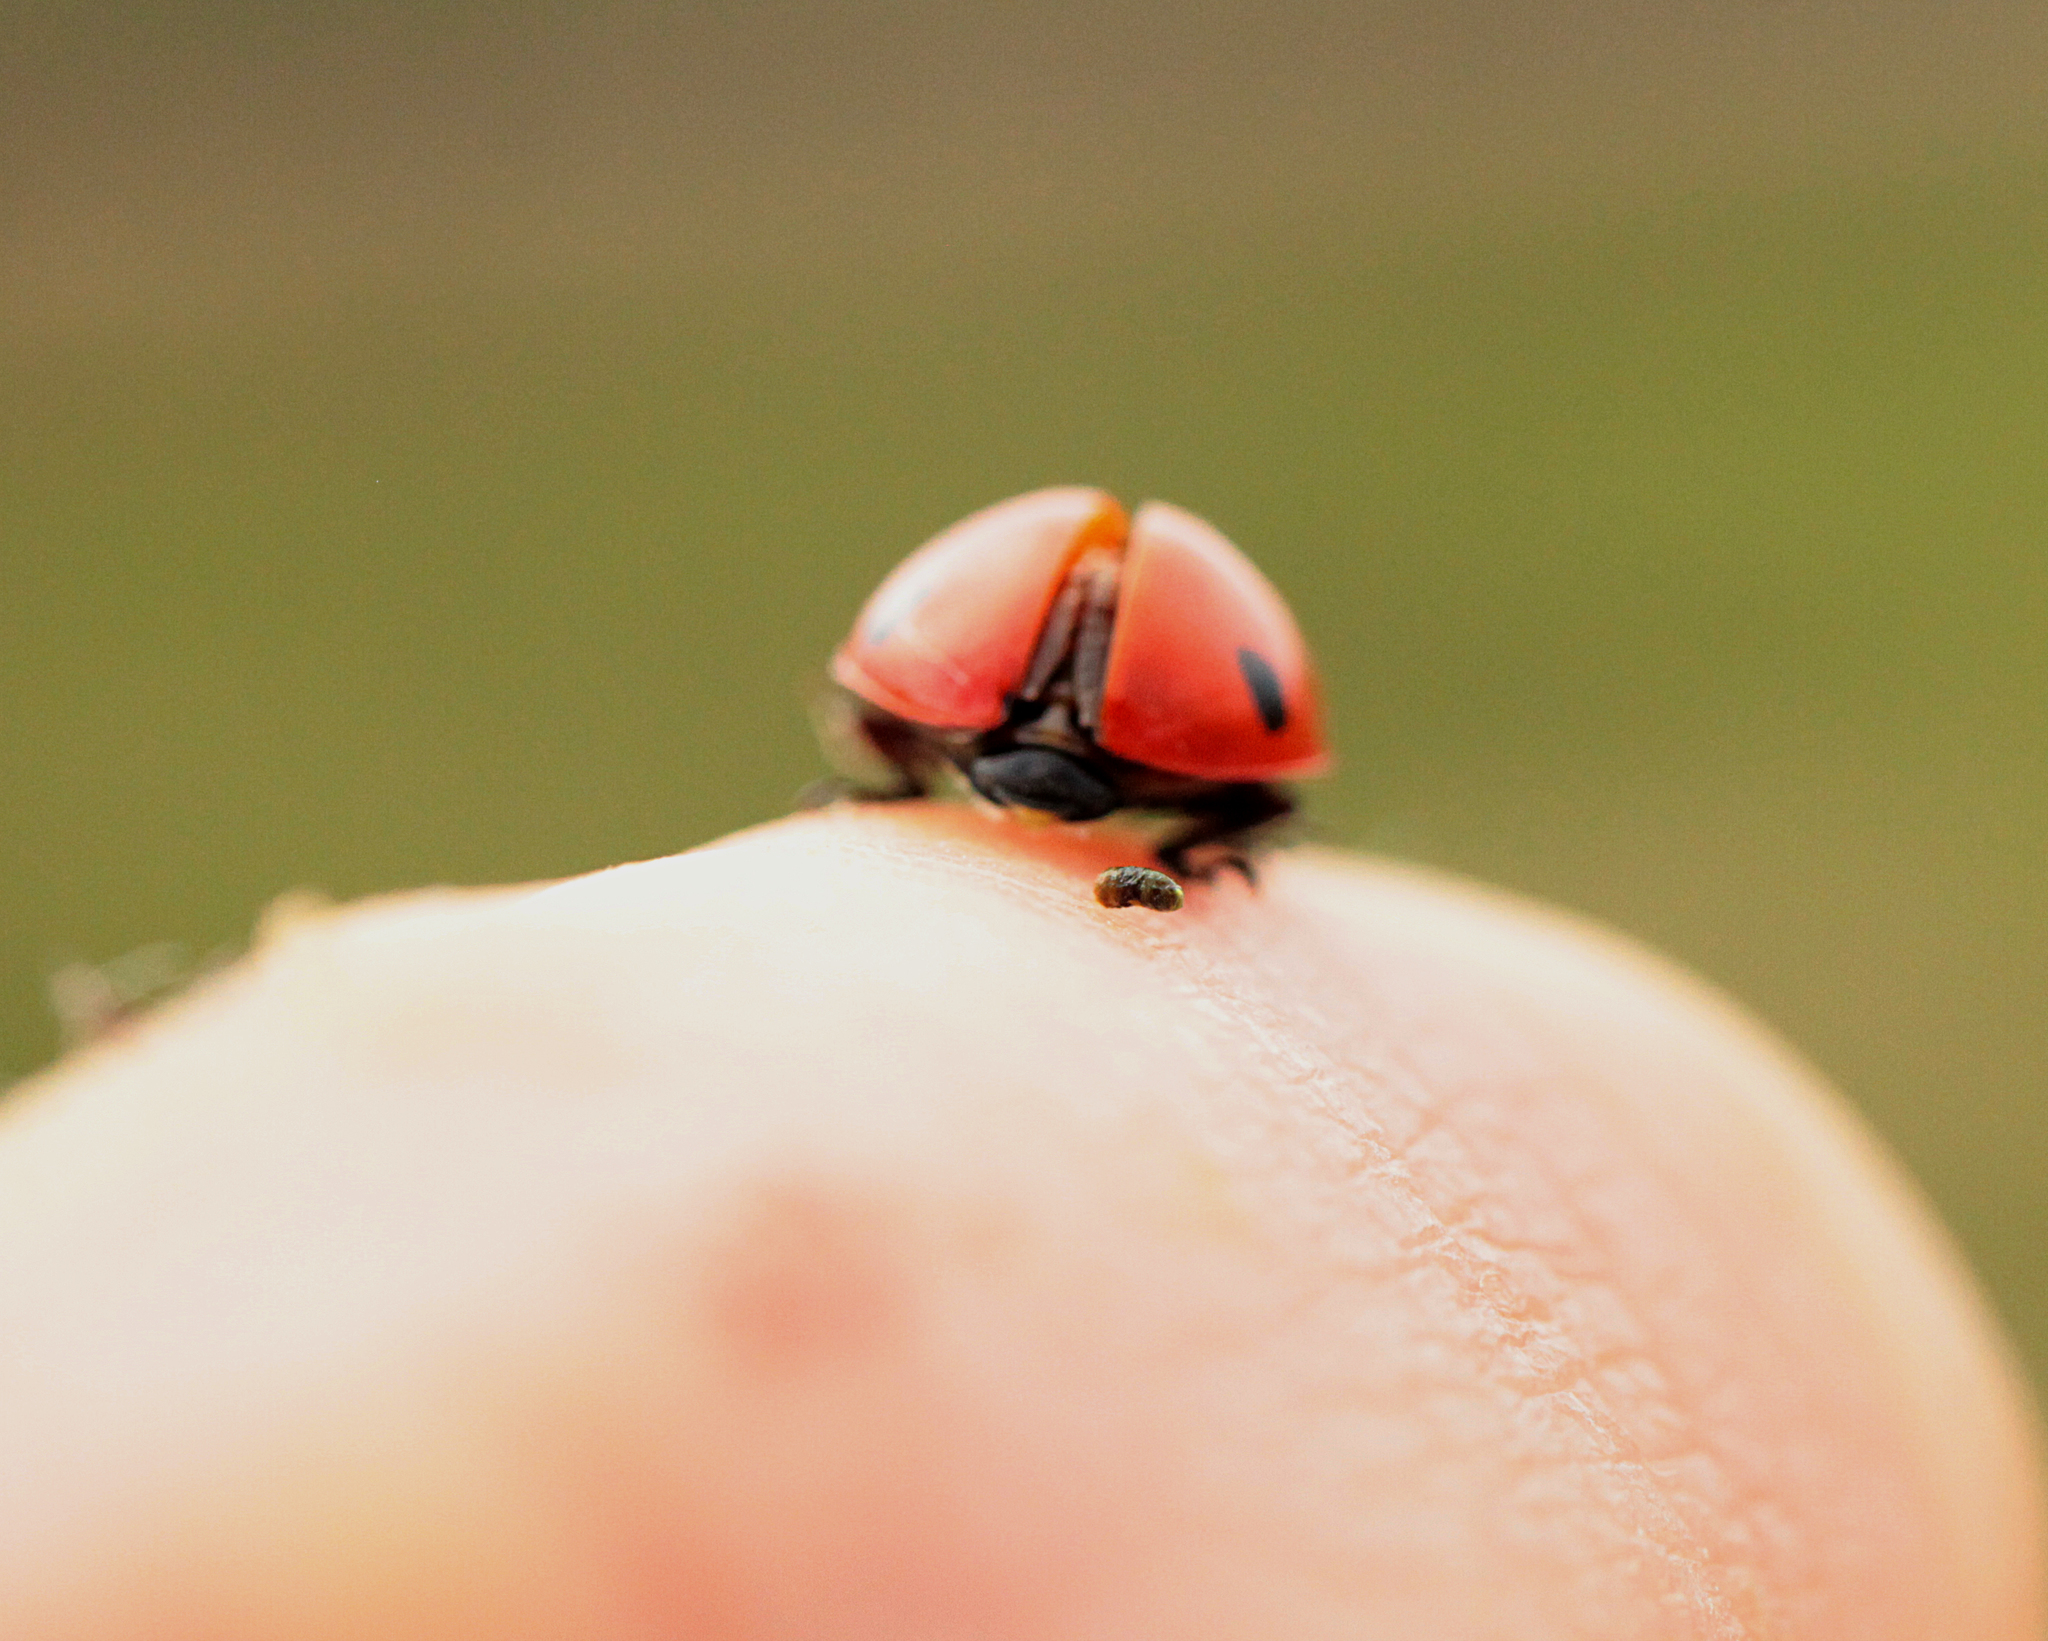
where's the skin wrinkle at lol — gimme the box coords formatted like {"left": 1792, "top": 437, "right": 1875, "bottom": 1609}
{"left": 539, "top": 830, "right": 1666, "bottom": 1630}
{"left": 1299, "top": 940, "right": 1831, "bottom": 1634}
{"left": 0, "top": 805, "right": 2033, "bottom": 1637}
{"left": 847, "top": 811, "right": 1966, "bottom": 1630}
{"left": 781, "top": 816, "right": 1757, "bottom": 1630}
{"left": 1182, "top": 896, "right": 1757, "bottom": 1637}
{"left": 1288, "top": 870, "right": 1973, "bottom": 1638}
{"left": 765, "top": 810, "right": 2011, "bottom": 1636}
{"left": 1506, "top": 988, "right": 1938, "bottom": 1623}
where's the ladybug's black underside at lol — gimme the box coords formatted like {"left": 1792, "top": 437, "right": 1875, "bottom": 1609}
{"left": 813, "top": 685, "right": 1295, "bottom": 882}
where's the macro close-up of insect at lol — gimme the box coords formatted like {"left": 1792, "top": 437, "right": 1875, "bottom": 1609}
{"left": 9, "top": 5, "right": 2048, "bottom": 1632}
{"left": 811, "top": 488, "right": 1329, "bottom": 910}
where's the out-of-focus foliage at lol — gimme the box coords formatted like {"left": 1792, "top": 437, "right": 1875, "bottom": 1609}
{"left": 7, "top": 1, "right": 2048, "bottom": 1377}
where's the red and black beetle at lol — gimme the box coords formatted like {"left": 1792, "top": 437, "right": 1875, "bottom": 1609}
{"left": 813, "top": 487, "right": 1329, "bottom": 906}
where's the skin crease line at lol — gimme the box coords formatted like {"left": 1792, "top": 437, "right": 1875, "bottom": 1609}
{"left": 0, "top": 804, "right": 2033, "bottom": 1639}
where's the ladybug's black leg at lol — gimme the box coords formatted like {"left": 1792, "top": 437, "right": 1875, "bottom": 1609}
{"left": 795, "top": 773, "right": 917, "bottom": 809}
{"left": 800, "top": 696, "right": 947, "bottom": 808}
{"left": 1155, "top": 784, "right": 1295, "bottom": 884}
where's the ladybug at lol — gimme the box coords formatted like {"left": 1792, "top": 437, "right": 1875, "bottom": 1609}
{"left": 812, "top": 487, "right": 1329, "bottom": 905}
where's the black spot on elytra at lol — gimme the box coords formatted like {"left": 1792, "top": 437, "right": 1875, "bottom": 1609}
{"left": 1236, "top": 647, "right": 1287, "bottom": 732}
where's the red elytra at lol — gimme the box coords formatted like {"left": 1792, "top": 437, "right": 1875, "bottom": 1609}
{"left": 833, "top": 488, "right": 1328, "bottom": 782}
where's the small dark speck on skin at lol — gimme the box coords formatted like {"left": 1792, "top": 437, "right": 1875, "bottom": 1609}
{"left": 1094, "top": 867, "right": 1186, "bottom": 913}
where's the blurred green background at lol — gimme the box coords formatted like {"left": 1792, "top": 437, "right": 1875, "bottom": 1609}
{"left": 6, "top": 3, "right": 2048, "bottom": 1381}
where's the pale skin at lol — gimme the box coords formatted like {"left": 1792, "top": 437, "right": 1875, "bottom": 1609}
{"left": 0, "top": 806, "right": 2037, "bottom": 1639}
